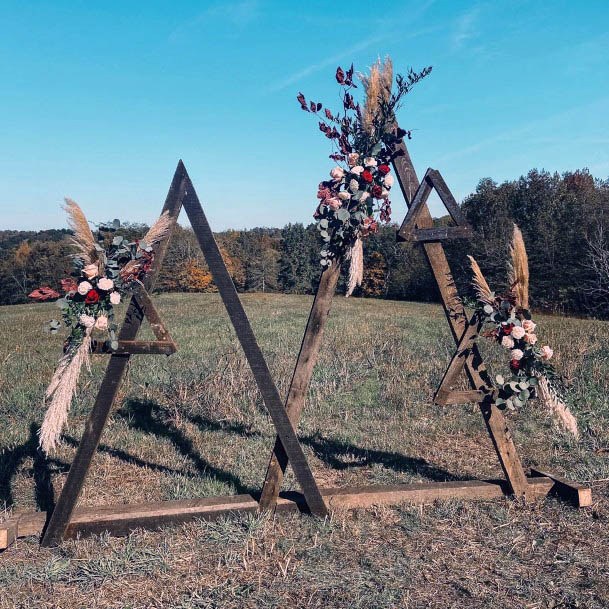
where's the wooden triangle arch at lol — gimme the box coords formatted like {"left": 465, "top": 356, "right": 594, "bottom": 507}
{"left": 40, "top": 160, "right": 327, "bottom": 547}
{"left": 397, "top": 168, "right": 473, "bottom": 242}
{"left": 258, "top": 134, "right": 533, "bottom": 512}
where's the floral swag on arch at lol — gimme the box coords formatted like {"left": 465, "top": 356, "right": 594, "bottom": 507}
{"left": 298, "top": 58, "right": 432, "bottom": 295}
{"left": 29, "top": 200, "right": 172, "bottom": 453}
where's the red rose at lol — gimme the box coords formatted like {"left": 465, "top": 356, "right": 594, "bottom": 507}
{"left": 378, "top": 164, "right": 390, "bottom": 175}
{"left": 372, "top": 184, "right": 383, "bottom": 198}
{"left": 502, "top": 323, "right": 514, "bottom": 335}
{"left": 85, "top": 289, "right": 100, "bottom": 304}
{"left": 510, "top": 359, "right": 520, "bottom": 371}
{"left": 361, "top": 170, "right": 373, "bottom": 183}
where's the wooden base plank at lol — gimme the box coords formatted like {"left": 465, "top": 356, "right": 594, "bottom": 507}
{"left": 1, "top": 477, "right": 557, "bottom": 549}
{"left": 530, "top": 468, "right": 593, "bottom": 507}
{"left": 434, "top": 389, "right": 485, "bottom": 405}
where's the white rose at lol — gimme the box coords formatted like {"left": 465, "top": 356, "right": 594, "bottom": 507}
{"left": 338, "top": 191, "right": 351, "bottom": 201}
{"left": 511, "top": 326, "right": 526, "bottom": 340}
{"left": 363, "top": 157, "right": 377, "bottom": 167}
{"left": 349, "top": 179, "right": 359, "bottom": 193}
{"left": 381, "top": 188, "right": 390, "bottom": 198}
{"left": 97, "top": 277, "right": 114, "bottom": 291}
{"left": 330, "top": 166, "right": 345, "bottom": 180}
{"left": 109, "top": 291, "right": 121, "bottom": 305}
{"left": 384, "top": 174, "right": 394, "bottom": 188}
{"left": 360, "top": 191, "right": 370, "bottom": 202}
{"left": 79, "top": 314, "right": 95, "bottom": 328}
{"left": 510, "top": 349, "right": 524, "bottom": 361}
{"left": 522, "top": 319, "right": 536, "bottom": 332}
{"left": 77, "top": 281, "right": 92, "bottom": 295}
{"left": 347, "top": 153, "right": 360, "bottom": 167}
{"left": 501, "top": 336, "right": 515, "bottom": 349}
{"left": 83, "top": 264, "right": 98, "bottom": 279}
{"left": 540, "top": 345, "right": 553, "bottom": 360}
{"left": 95, "top": 315, "right": 108, "bottom": 330}
{"left": 350, "top": 165, "right": 364, "bottom": 176}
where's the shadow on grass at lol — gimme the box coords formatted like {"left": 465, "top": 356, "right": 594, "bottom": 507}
{"left": 0, "top": 423, "right": 57, "bottom": 511}
{"left": 114, "top": 399, "right": 257, "bottom": 495}
{"left": 300, "top": 432, "right": 469, "bottom": 482}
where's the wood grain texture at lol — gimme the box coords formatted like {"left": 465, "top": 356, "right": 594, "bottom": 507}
{"left": 40, "top": 162, "right": 185, "bottom": 547}
{"left": 179, "top": 165, "right": 328, "bottom": 518}
{"left": 392, "top": 139, "right": 530, "bottom": 500}
{"left": 258, "top": 261, "right": 341, "bottom": 511}
{"left": 3, "top": 477, "right": 557, "bottom": 548}
{"left": 530, "top": 468, "right": 593, "bottom": 507}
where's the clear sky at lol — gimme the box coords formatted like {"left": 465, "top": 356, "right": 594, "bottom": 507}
{"left": 1, "top": 1, "right": 608, "bottom": 231}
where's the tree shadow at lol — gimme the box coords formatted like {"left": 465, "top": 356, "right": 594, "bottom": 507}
{"left": 0, "top": 423, "right": 59, "bottom": 511}
{"left": 300, "top": 432, "right": 470, "bottom": 482}
{"left": 114, "top": 399, "right": 256, "bottom": 495}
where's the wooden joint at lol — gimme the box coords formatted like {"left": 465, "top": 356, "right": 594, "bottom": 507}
{"left": 434, "top": 389, "right": 486, "bottom": 405}
{"left": 529, "top": 468, "right": 592, "bottom": 507}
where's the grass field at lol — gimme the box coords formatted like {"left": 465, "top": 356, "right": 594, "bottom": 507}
{"left": 1, "top": 292, "right": 608, "bottom": 608}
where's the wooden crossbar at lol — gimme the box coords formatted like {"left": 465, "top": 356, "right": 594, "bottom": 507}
{"left": 3, "top": 476, "right": 560, "bottom": 549}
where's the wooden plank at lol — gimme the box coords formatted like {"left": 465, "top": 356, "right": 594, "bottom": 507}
{"left": 410, "top": 226, "right": 474, "bottom": 242}
{"left": 259, "top": 261, "right": 341, "bottom": 511}
{"left": 396, "top": 172, "right": 433, "bottom": 240}
{"left": 530, "top": 468, "right": 593, "bottom": 507}
{"left": 90, "top": 340, "right": 176, "bottom": 356}
{"left": 0, "top": 516, "right": 19, "bottom": 550}
{"left": 425, "top": 169, "right": 472, "bottom": 229}
{"left": 392, "top": 139, "right": 530, "bottom": 500}
{"left": 179, "top": 165, "right": 328, "bottom": 518}
{"left": 4, "top": 477, "right": 556, "bottom": 546}
{"left": 40, "top": 162, "right": 185, "bottom": 547}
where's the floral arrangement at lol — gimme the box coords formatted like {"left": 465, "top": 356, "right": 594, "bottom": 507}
{"left": 298, "top": 58, "right": 432, "bottom": 295}
{"left": 29, "top": 199, "right": 172, "bottom": 453}
{"left": 469, "top": 225, "right": 579, "bottom": 437}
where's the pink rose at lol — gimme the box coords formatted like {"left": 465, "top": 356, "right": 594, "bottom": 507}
{"left": 347, "top": 153, "right": 360, "bottom": 167}
{"left": 511, "top": 326, "right": 526, "bottom": 340}
{"left": 77, "top": 281, "right": 93, "bottom": 296}
{"left": 350, "top": 165, "right": 364, "bottom": 176}
{"left": 83, "top": 264, "right": 98, "bottom": 279}
{"left": 363, "top": 157, "right": 377, "bottom": 167}
{"left": 97, "top": 277, "right": 114, "bottom": 291}
{"left": 510, "top": 348, "right": 524, "bottom": 361}
{"left": 540, "top": 346, "right": 553, "bottom": 360}
{"left": 349, "top": 179, "right": 359, "bottom": 193}
{"left": 95, "top": 315, "right": 108, "bottom": 330}
{"left": 109, "top": 291, "right": 121, "bottom": 305}
{"left": 326, "top": 198, "right": 341, "bottom": 210}
{"left": 79, "top": 314, "right": 95, "bottom": 328}
{"left": 501, "top": 336, "right": 515, "bottom": 349}
{"left": 330, "top": 166, "right": 345, "bottom": 180}
{"left": 360, "top": 191, "right": 370, "bottom": 201}
{"left": 523, "top": 333, "right": 537, "bottom": 345}
{"left": 338, "top": 191, "right": 351, "bottom": 201}
{"left": 522, "top": 319, "right": 536, "bottom": 332}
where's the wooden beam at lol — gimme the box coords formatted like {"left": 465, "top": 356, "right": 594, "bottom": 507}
{"left": 90, "top": 340, "right": 177, "bottom": 356}
{"left": 392, "top": 140, "right": 530, "bottom": 501}
{"left": 408, "top": 226, "right": 474, "bottom": 242}
{"left": 435, "top": 390, "right": 486, "bottom": 406}
{"left": 530, "top": 468, "right": 592, "bottom": 507}
{"left": 1, "top": 477, "right": 556, "bottom": 548}
{"left": 259, "top": 261, "right": 341, "bottom": 511}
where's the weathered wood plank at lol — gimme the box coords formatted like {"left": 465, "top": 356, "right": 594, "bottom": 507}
{"left": 392, "top": 139, "right": 530, "bottom": 500}
{"left": 90, "top": 340, "right": 176, "bottom": 356}
{"left": 40, "top": 162, "right": 185, "bottom": 547}
{"left": 0, "top": 516, "right": 19, "bottom": 550}
{"left": 180, "top": 165, "right": 328, "bottom": 518}
{"left": 409, "top": 226, "right": 474, "bottom": 242}
{"left": 435, "top": 389, "right": 486, "bottom": 406}
{"left": 3, "top": 477, "right": 556, "bottom": 547}
{"left": 258, "top": 261, "right": 341, "bottom": 511}
{"left": 530, "top": 468, "right": 593, "bottom": 507}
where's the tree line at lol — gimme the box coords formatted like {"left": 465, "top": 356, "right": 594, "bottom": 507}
{"left": 2, "top": 168, "right": 609, "bottom": 316}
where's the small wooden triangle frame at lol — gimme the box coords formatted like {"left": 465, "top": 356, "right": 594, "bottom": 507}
{"left": 40, "top": 161, "right": 328, "bottom": 547}
{"left": 397, "top": 168, "right": 474, "bottom": 242}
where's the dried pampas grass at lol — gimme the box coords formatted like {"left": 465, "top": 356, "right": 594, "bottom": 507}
{"left": 39, "top": 328, "right": 93, "bottom": 454}
{"left": 467, "top": 255, "right": 494, "bottom": 305}
{"left": 360, "top": 57, "right": 393, "bottom": 135}
{"left": 346, "top": 237, "right": 363, "bottom": 297}
{"left": 64, "top": 198, "right": 99, "bottom": 270}
{"left": 509, "top": 224, "right": 529, "bottom": 309}
{"left": 536, "top": 375, "right": 579, "bottom": 438}
{"left": 143, "top": 211, "right": 173, "bottom": 247}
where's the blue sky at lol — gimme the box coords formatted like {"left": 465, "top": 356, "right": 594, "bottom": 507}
{"left": 1, "top": 1, "right": 608, "bottom": 231}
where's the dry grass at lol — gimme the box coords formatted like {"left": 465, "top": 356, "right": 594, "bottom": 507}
{"left": 1, "top": 293, "right": 608, "bottom": 608}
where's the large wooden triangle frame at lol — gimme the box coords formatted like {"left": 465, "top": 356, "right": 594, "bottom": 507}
{"left": 38, "top": 160, "right": 328, "bottom": 546}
